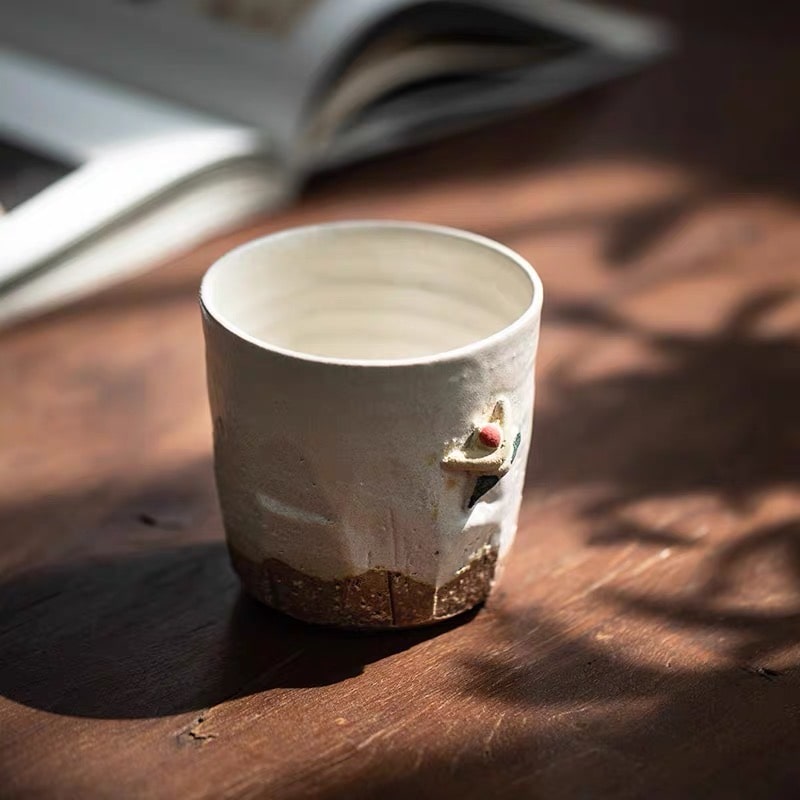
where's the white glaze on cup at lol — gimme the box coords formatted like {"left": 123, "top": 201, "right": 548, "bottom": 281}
{"left": 200, "top": 221, "right": 542, "bottom": 627}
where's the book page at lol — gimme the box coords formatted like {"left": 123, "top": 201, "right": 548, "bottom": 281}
{"left": 0, "top": 0, "right": 669, "bottom": 166}
{"left": 0, "top": 0, "right": 426, "bottom": 160}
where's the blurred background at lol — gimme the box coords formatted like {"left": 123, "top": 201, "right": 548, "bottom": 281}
{"left": 2, "top": 1, "right": 800, "bottom": 798}
{"left": 0, "top": 0, "right": 666, "bottom": 324}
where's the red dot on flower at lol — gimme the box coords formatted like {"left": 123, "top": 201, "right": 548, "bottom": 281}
{"left": 478, "top": 423, "right": 502, "bottom": 449}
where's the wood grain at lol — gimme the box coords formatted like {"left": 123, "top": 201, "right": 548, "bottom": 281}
{"left": 2, "top": 2, "right": 800, "bottom": 797}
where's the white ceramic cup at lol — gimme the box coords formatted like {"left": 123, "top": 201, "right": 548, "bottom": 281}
{"left": 200, "top": 221, "right": 543, "bottom": 628}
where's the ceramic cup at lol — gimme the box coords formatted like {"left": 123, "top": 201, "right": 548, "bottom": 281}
{"left": 200, "top": 221, "right": 543, "bottom": 628}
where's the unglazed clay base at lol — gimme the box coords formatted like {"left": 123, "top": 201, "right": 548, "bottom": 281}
{"left": 229, "top": 545, "right": 498, "bottom": 628}
{"left": 201, "top": 221, "right": 542, "bottom": 628}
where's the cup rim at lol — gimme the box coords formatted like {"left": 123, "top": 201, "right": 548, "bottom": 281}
{"left": 200, "top": 220, "right": 543, "bottom": 368}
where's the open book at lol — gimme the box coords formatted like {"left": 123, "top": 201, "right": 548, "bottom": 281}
{"left": 0, "top": 0, "right": 669, "bottom": 326}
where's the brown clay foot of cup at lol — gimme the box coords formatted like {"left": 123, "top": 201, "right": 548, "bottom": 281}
{"left": 228, "top": 545, "right": 498, "bottom": 629}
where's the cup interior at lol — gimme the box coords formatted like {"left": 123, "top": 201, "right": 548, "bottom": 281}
{"left": 201, "top": 222, "right": 537, "bottom": 362}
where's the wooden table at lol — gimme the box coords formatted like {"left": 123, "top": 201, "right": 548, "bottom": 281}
{"left": 2, "top": 3, "right": 800, "bottom": 797}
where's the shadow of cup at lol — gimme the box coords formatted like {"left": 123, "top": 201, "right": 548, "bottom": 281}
{"left": 0, "top": 541, "right": 471, "bottom": 719}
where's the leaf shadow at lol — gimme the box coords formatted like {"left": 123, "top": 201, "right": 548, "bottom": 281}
{"left": 530, "top": 287, "right": 800, "bottom": 514}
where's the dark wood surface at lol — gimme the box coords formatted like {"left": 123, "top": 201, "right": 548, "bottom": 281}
{"left": 2, "top": 3, "right": 800, "bottom": 797}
